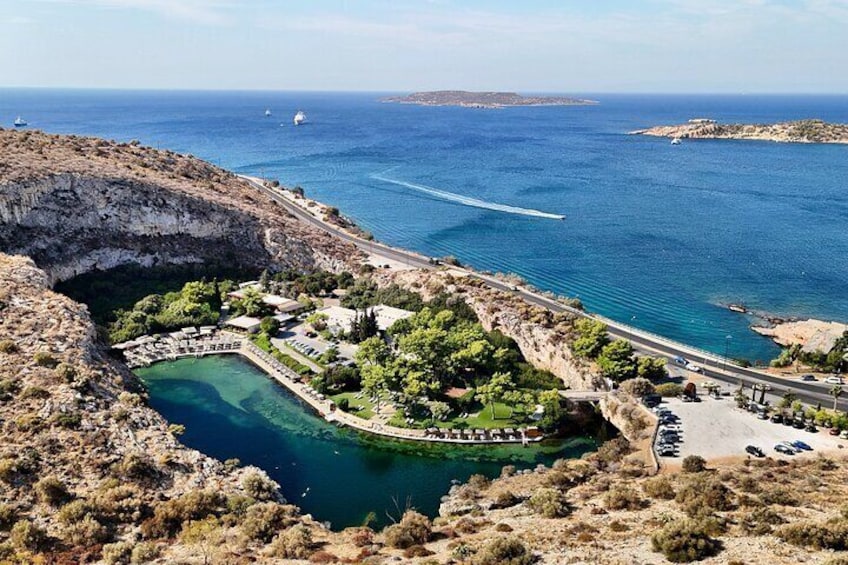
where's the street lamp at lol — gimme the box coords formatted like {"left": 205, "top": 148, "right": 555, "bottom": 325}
{"left": 629, "top": 315, "right": 636, "bottom": 344}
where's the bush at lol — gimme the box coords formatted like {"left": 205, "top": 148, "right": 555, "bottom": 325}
{"left": 34, "top": 476, "right": 71, "bottom": 506}
{"left": 604, "top": 484, "right": 644, "bottom": 510}
{"left": 130, "top": 541, "right": 161, "bottom": 564}
{"left": 102, "top": 541, "right": 133, "bottom": 564}
{"left": 472, "top": 536, "right": 534, "bottom": 565}
{"left": 10, "top": 520, "right": 46, "bottom": 551}
{"left": 777, "top": 520, "right": 848, "bottom": 550}
{"left": 141, "top": 490, "right": 224, "bottom": 539}
{"left": 270, "top": 524, "right": 314, "bottom": 559}
{"left": 527, "top": 487, "right": 569, "bottom": 518}
{"left": 0, "top": 504, "right": 17, "bottom": 531}
{"left": 682, "top": 455, "right": 707, "bottom": 473}
{"left": 242, "top": 472, "right": 279, "bottom": 501}
{"left": 651, "top": 519, "right": 720, "bottom": 562}
{"left": 404, "top": 545, "right": 434, "bottom": 558}
{"left": 655, "top": 383, "right": 684, "bottom": 397}
{"left": 383, "top": 510, "right": 432, "bottom": 549}
{"left": 619, "top": 377, "right": 656, "bottom": 398}
{"left": 55, "top": 363, "right": 78, "bottom": 383}
{"left": 491, "top": 490, "right": 521, "bottom": 509}
{"left": 642, "top": 475, "right": 676, "bottom": 500}
{"left": 115, "top": 453, "right": 158, "bottom": 483}
{"left": 0, "top": 458, "right": 16, "bottom": 483}
{"left": 675, "top": 475, "right": 734, "bottom": 517}
{"left": 33, "top": 351, "right": 59, "bottom": 368}
{"left": 595, "top": 437, "right": 631, "bottom": 468}
{"left": 241, "top": 502, "right": 297, "bottom": 542}
{"left": 0, "top": 340, "right": 19, "bottom": 353}
{"left": 53, "top": 411, "right": 82, "bottom": 429}
{"left": 64, "top": 514, "right": 109, "bottom": 546}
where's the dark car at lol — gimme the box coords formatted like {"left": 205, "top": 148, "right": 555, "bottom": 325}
{"left": 771, "top": 414, "right": 783, "bottom": 424}
{"left": 805, "top": 424, "right": 818, "bottom": 433}
{"left": 775, "top": 444, "right": 795, "bottom": 455}
{"left": 829, "top": 427, "right": 841, "bottom": 436}
{"left": 658, "top": 445, "right": 677, "bottom": 457}
{"left": 792, "top": 419, "right": 805, "bottom": 429}
{"left": 745, "top": 445, "right": 765, "bottom": 457}
{"left": 801, "top": 374, "right": 817, "bottom": 382}
{"left": 782, "top": 417, "right": 795, "bottom": 427}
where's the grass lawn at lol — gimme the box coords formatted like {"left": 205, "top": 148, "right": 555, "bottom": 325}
{"left": 389, "top": 401, "right": 526, "bottom": 430}
{"left": 330, "top": 391, "right": 376, "bottom": 420}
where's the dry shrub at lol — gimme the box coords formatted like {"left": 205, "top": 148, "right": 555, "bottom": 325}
{"left": 491, "top": 490, "right": 521, "bottom": 509}
{"left": 347, "top": 527, "right": 374, "bottom": 547}
{"left": 604, "top": 483, "right": 645, "bottom": 511}
{"left": 102, "top": 541, "right": 133, "bottom": 565}
{"left": 528, "top": 487, "right": 569, "bottom": 518}
{"left": 642, "top": 475, "right": 676, "bottom": 500}
{"left": 651, "top": 519, "right": 720, "bottom": 563}
{"left": 34, "top": 476, "right": 71, "bottom": 506}
{"left": 384, "top": 510, "right": 432, "bottom": 549}
{"left": 777, "top": 520, "right": 848, "bottom": 550}
{"left": 675, "top": 475, "right": 734, "bottom": 518}
{"left": 0, "top": 504, "right": 17, "bottom": 531}
{"left": 270, "top": 524, "right": 314, "bottom": 560}
{"left": 140, "top": 490, "right": 224, "bottom": 539}
{"left": 495, "top": 523, "right": 513, "bottom": 532}
{"left": 403, "top": 545, "right": 434, "bottom": 558}
{"left": 472, "top": 536, "right": 533, "bottom": 565}
{"left": 242, "top": 472, "right": 279, "bottom": 501}
{"left": 240, "top": 502, "right": 298, "bottom": 542}
{"left": 682, "top": 455, "right": 707, "bottom": 473}
{"left": 10, "top": 520, "right": 47, "bottom": 552}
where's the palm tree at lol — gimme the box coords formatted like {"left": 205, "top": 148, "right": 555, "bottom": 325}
{"left": 830, "top": 385, "right": 843, "bottom": 412}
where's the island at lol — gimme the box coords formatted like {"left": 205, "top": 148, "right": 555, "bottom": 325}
{"left": 631, "top": 118, "right": 848, "bottom": 144}
{"left": 381, "top": 90, "right": 598, "bottom": 108}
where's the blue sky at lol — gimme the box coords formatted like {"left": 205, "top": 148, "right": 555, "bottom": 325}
{"left": 1, "top": 0, "right": 846, "bottom": 92}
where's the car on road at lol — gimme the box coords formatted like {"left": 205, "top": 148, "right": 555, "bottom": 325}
{"left": 685, "top": 363, "right": 703, "bottom": 373}
{"left": 674, "top": 356, "right": 687, "bottom": 366}
{"left": 791, "top": 440, "right": 812, "bottom": 451}
{"left": 745, "top": 445, "right": 765, "bottom": 457}
{"left": 800, "top": 374, "right": 817, "bottom": 382}
{"left": 825, "top": 376, "right": 845, "bottom": 385}
{"left": 775, "top": 444, "right": 795, "bottom": 455}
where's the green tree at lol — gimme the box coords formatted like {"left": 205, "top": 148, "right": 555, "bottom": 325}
{"left": 502, "top": 390, "right": 536, "bottom": 418}
{"left": 831, "top": 385, "right": 843, "bottom": 412}
{"left": 475, "top": 372, "right": 513, "bottom": 419}
{"left": 180, "top": 517, "right": 222, "bottom": 565}
{"left": 537, "top": 389, "right": 564, "bottom": 430}
{"left": 597, "top": 339, "right": 637, "bottom": 382}
{"left": 571, "top": 319, "right": 610, "bottom": 358}
{"left": 637, "top": 356, "right": 667, "bottom": 381}
{"left": 260, "top": 316, "right": 281, "bottom": 336}
{"left": 427, "top": 400, "right": 451, "bottom": 423}
{"left": 306, "top": 311, "right": 328, "bottom": 331}
{"left": 355, "top": 337, "right": 391, "bottom": 366}
{"left": 239, "top": 287, "right": 267, "bottom": 317}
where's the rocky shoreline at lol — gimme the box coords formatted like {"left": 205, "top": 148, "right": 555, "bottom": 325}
{"left": 631, "top": 119, "right": 848, "bottom": 144}
{"left": 381, "top": 90, "right": 598, "bottom": 108}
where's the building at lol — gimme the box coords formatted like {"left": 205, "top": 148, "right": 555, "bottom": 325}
{"left": 224, "top": 315, "right": 262, "bottom": 334}
{"left": 317, "top": 304, "right": 415, "bottom": 335}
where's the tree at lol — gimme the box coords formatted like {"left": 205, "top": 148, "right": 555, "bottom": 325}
{"left": 306, "top": 311, "right": 328, "bottom": 332}
{"left": 260, "top": 316, "right": 280, "bottom": 336}
{"left": 619, "top": 377, "right": 656, "bottom": 398}
{"left": 475, "top": 372, "right": 513, "bottom": 419}
{"left": 180, "top": 517, "right": 222, "bottom": 565}
{"left": 355, "top": 337, "right": 391, "bottom": 366}
{"left": 831, "top": 385, "right": 843, "bottom": 411}
{"left": 597, "top": 339, "right": 637, "bottom": 382}
{"left": 537, "top": 389, "right": 564, "bottom": 430}
{"left": 427, "top": 400, "right": 451, "bottom": 423}
{"left": 681, "top": 455, "right": 707, "bottom": 473}
{"left": 637, "top": 356, "right": 667, "bottom": 381}
{"left": 502, "top": 390, "right": 536, "bottom": 418}
{"left": 259, "top": 269, "right": 271, "bottom": 292}
{"left": 572, "top": 319, "right": 609, "bottom": 358}
{"left": 239, "top": 287, "right": 267, "bottom": 317}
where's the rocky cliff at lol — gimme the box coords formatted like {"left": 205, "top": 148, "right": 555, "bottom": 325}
{"left": 631, "top": 119, "right": 848, "bottom": 144}
{"left": 0, "top": 129, "right": 359, "bottom": 284}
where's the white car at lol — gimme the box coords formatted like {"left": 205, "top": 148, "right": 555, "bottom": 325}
{"left": 685, "top": 363, "right": 704, "bottom": 373}
{"left": 825, "top": 376, "right": 844, "bottom": 385}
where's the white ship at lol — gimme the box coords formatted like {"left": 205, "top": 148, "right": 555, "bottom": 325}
{"left": 14, "top": 116, "right": 27, "bottom": 127}
{"left": 293, "top": 111, "right": 306, "bottom": 126}
{"left": 265, "top": 108, "right": 272, "bottom": 117}
{"left": 670, "top": 137, "right": 681, "bottom": 145}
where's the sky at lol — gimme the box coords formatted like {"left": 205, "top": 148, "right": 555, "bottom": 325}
{"left": 0, "top": 0, "right": 846, "bottom": 93}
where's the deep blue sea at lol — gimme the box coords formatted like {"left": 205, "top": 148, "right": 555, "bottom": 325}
{"left": 4, "top": 89, "right": 848, "bottom": 363}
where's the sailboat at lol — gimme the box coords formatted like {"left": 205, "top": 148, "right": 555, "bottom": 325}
{"left": 14, "top": 116, "right": 27, "bottom": 127}
{"left": 293, "top": 111, "right": 306, "bottom": 126}
{"left": 265, "top": 108, "right": 272, "bottom": 117}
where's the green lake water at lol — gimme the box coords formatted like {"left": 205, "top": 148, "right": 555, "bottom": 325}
{"left": 135, "top": 355, "right": 601, "bottom": 529}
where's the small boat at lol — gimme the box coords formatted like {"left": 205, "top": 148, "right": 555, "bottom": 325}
{"left": 728, "top": 303, "right": 748, "bottom": 314}
{"left": 13, "top": 116, "right": 27, "bottom": 127}
{"left": 293, "top": 111, "right": 306, "bottom": 126}
{"left": 670, "top": 137, "right": 681, "bottom": 145}
{"left": 265, "top": 108, "right": 272, "bottom": 117}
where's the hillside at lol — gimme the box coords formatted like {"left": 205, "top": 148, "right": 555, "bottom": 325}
{"left": 631, "top": 119, "right": 848, "bottom": 144}
{"left": 381, "top": 90, "right": 598, "bottom": 108}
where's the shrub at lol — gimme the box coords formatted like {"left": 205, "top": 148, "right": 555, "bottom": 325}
{"left": 403, "top": 545, "right": 434, "bottom": 558}
{"left": 241, "top": 502, "right": 297, "bottom": 542}
{"left": 491, "top": 490, "right": 521, "bottom": 509}
{"left": 472, "top": 536, "right": 533, "bottom": 565}
{"left": 0, "top": 340, "right": 19, "bottom": 353}
{"left": 467, "top": 474, "right": 491, "bottom": 490}
{"left": 102, "top": 541, "right": 133, "bottom": 565}
{"left": 10, "top": 520, "right": 46, "bottom": 551}
{"left": 53, "top": 411, "right": 82, "bottom": 429}
{"left": 348, "top": 527, "right": 374, "bottom": 547}
{"left": 642, "top": 475, "right": 676, "bottom": 499}
{"left": 33, "top": 351, "right": 59, "bottom": 368}
{"left": 64, "top": 514, "right": 109, "bottom": 546}
{"left": 500, "top": 465, "right": 517, "bottom": 478}
{"left": 594, "top": 437, "right": 631, "bottom": 468}
{"left": 55, "top": 363, "right": 78, "bottom": 383}
{"left": 271, "top": 524, "right": 314, "bottom": 559}
{"left": 20, "top": 386, "right": 50, "bottom": 400}
{"left": 604, "top": 484, "right": 644, "bottom": 511}
{"left": 141, "top": 490, "right": 224, "bottom": 539}
{"left": 777, "top": 521, "right": 848, "bottom": 550}
{"left": 651, "top": 520, "right": 720, "bottom": 562}
{"left": 242, "top": 472, "right": 278, "bottom": 501}
{"left": 619, "top": 377, "right": 656, "bottom": 398}
{"left": 383, "top": 510, "right": 432, "bottom": 549}
{"left": 675, "top": 475, "right": 733, "bottom": 517}
{"left": 34, "top": 476, "right": 71, "bottom": 506}
{"left": 0, "top": 458, "right": 16, "bottom": 483}
{"left": 656, "top": 383, "right": 684, "bottom": 397}
{"left": 115, "top": 453, "right": 158, "bottom": 483}
{"left": 130, "top": 541, "right": 161, "bottom": 564}
{"left": 527, "top": 487, "right": 569, "bottom": 518}
{"left": 0, "top": 504, "right": 17, "bottom": 531}
{"left": 682, "top": 455, "right": 707, "bottom": 473}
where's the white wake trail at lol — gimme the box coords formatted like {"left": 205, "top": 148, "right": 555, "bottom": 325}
{"left": 370, "top": 174, "right": 565, "bottom": 220}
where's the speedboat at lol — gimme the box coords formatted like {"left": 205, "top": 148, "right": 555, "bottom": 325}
{"left": 671, "top": 137, "right": 681, "bottom": 145}
{"left": 14, "top": 116, "right": 27, "bottom": 127}
{"left": 293, "top": 111, "right": 306, "bottom": 126}
{"left": 265, "top": 108, "right": 272, "bottom": 117}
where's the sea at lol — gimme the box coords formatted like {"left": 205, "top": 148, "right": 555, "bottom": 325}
{"left": 3, "top": 89, "right": 848, "bottom": 363}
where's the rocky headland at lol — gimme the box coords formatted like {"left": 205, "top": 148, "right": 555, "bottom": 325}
{"left": 631, "top": 119, "right": 848, "bottom": 144}
{"left": 381, "top": 90, "right": 598, "bottom": 108}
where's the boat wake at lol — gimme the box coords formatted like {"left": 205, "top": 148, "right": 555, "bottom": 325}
{"left": 370, "top": 173, "right": 565, "bottom": 220}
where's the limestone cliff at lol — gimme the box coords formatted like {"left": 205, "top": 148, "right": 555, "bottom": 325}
{"left": 0, "top": 129, "right": 359, "bottom": 284}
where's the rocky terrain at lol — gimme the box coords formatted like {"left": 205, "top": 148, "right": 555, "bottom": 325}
{"left": 0, "top": 128, "right": 359, "bottom": 285}
{"left": 631, "top": 119, "right": 848, "bottom": 144}
{"left": 381, "top": 91, "right": 598, "bottom": 108}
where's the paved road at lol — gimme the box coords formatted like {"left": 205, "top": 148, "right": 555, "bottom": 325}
{"left": 241, "top": 176, "right": 847, "bottom": 411}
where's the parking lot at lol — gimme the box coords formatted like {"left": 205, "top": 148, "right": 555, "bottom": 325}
{"left": 655, "top": 396, "right": 847, "bottom": 465}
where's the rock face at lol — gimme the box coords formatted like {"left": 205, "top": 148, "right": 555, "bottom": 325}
{"left": 631, "top": 119, "right": 848, "bottom": 144}
{"left": 0, "top": 129, "right": 359, "bottom": 284}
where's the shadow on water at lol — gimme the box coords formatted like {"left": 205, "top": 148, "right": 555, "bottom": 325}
{"left": 137, "top": 356, "right": 603, "bottom": 529}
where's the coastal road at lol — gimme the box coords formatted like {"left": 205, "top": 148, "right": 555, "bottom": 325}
{"left": 241, "top": 175, "right": 847, "bottom": 411}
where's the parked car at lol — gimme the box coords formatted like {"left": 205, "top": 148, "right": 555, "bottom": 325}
{"left": 800, "top": 374, "right": 817, "bottom": 382}
{"left": 745, "top": 445, "right": 765, "bottom": 457}
{"left": 685, "top": 363, "right": 704, "bottom": 373}
{"left": 782, "top": 417, "right": 795, "bottom": 427}
{"left": 791, "top": 440, "right": 813, "bottom": 451}
{"left": 805, "top": 424, "right": 818, "bottom": 433}
{"left": 674, "top": 356, "right": 687, "bottom": 366}
{"left": 658, "top": 445, "right": 677, "bottom": 457}
{"left": 792, "top": 419, "right": 806, "bottom": 429}
{"left": 829, "top": 427, "right": 841, "bottom": 436}
{"left": 825, "top": 376, "right": 845, "bottom": 385}
{"left": 779, "top": 441, "right": 801, "bottom": 453}
{"left": 775, "top": 444, "right": 795, "bottom": 455}
{"left": 771, "top": 414, "right": 783, "bottom": 424}
{"left": 757, "top": 411, "right": 769, "bottom": 420}
{"left": 840, "top": 430, "right": 848, "bottom": 440}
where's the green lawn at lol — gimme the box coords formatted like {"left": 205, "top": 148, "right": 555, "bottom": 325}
{"left": 330, "top": 391, "right": 377, "bottom": 420}
{"left": 389, "top": 401, "right": 526, "bottom": 430}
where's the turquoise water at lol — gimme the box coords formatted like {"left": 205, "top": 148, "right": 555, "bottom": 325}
{"left": 135, "top": 355, "right": 599, "bottom": 529}
{"left": 4, "top": 90, "right": 848, "bottom": 362}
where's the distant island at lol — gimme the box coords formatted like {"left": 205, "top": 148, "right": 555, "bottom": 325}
{"left": 381, "top": 90, "right": 598, "bottom": 108}
{"left": 631, "top": 118, "right": 848, "bottom": 144}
